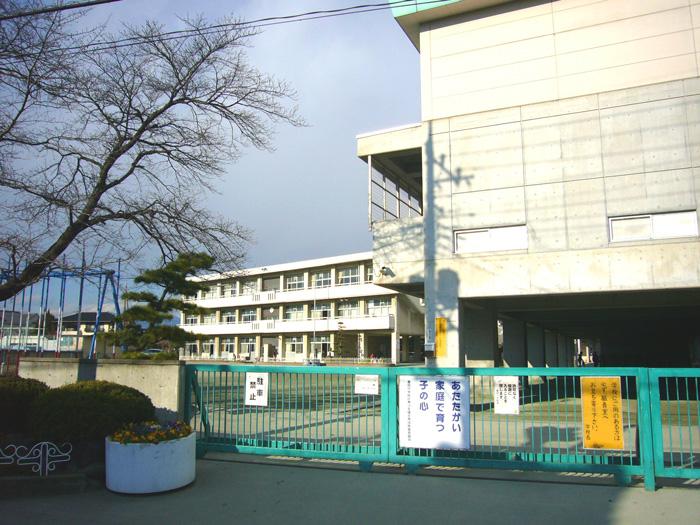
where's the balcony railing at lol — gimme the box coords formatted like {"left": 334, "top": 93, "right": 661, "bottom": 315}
{"left": 184, "top": 280, "right": 389, "bottom": 307}
{"left": 180, "top": 314, "right": 394, "bottom": 335}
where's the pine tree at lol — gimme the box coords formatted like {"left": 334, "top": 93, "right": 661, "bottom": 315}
{"left": 107, "top": 253, "right": 213, "bottom": 352}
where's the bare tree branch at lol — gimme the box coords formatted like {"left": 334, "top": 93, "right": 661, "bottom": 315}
{"left": 0, "top": 10, "right": 301, "bottom": 300}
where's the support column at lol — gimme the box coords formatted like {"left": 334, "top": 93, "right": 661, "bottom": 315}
{"left": 213, "top": 336, "right": 220, "bottom": 358}
{"left": 557, "top": 335, "right": 572, "bottom": 367}
{"left": 278, "top": 335, "right": 285, "bottom": 362}
{"left": 357, "top": 332, "right": 367, "bottom": 359}
{"left": 391, "top": 330, "right": 399, "bottom": 365}
{"left": 255, "top": 334, "right": 262, "bottom": 361}
{"left": 526, "top": 324, "right": 545, "bottom": 367}
{"left": 234, "top": 336, "right": 239, "bottom": 360}
{"left": 302, "top": 334, "right": 310, "bottom": 359}
{"left": 426, "top": 267, "right": 463, "bottom": 367}
{"left": 463, "top": 307, "right": 498, "bottom": 367}
{"left": 545, "top": 330, "right": 557, "bottom": 367}
{"left": 502, "top": 319, "right": 527, "bottom": 367}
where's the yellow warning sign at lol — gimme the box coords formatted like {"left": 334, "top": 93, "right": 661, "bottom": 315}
{"left": 581, "top": 377, "right": 624, "bottom": 450}
{"left": 435, "top": 317, "right": 447, "bottom": 358}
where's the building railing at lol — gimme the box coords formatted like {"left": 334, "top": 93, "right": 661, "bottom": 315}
{"left": 185, "top": 365, "right": 700, "bottom": 490}
{"left": 180, "top": 314, "right": 395, "bottom": 335}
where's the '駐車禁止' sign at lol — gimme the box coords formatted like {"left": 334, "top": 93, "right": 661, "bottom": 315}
{"left": 581, "top": 376, "right": 624, "bottom": 450}
{"left": 399, "top": 375, "right": 470, "bottom": 450}
{"left": 245, "top": 372, "right": 269, "bottom": 407}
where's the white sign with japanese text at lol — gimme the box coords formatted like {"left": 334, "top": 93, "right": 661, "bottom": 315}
{"left": 245, "top": 372, "right": 269, "bottom": 407}
{"left": 493, "top": 376, "right": 520, "bottom": 415}
{"left": 399, "top": 375, "right": 470, "bottom": 450}
{"left": 354, "top": 374, "right": 379, "bottom": 395}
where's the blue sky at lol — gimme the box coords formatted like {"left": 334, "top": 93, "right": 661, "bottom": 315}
{"left": 86, "top": 0, "right": 421, "bottom": 268}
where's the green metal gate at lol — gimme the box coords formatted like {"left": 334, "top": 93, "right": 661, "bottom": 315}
{"left": 185, "top": 364, "right": 699, "bottom": 491}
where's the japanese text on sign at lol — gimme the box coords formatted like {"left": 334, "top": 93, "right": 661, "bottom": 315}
{"left": 581, "top": 376, "right": 624, "bottom": 450}
{"left": 245, "top": 372, "right": 269, "bottom": 407}
{"left": 399, "top": 375, "right": 470, "bottom": 450}
{"left": 493, "top": 376, "right": 519, "bottom": 415}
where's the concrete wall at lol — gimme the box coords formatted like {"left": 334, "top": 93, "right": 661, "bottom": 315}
{"left": 420, "top": 0, "right": 700, "bottom": 120}
{"left": 19, "top": 358, "right": 185, "bottom": 421}
{"left": 377, "top": 78, "right": 700, "bottom": 298}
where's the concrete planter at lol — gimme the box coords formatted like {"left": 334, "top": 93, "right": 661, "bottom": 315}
{"left": 105, "top": 432, "right": 195, "bottom": 494}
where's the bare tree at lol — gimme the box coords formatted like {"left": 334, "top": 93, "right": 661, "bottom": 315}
{"left": 0, "top": 5, "right": 301, "bottom": 301}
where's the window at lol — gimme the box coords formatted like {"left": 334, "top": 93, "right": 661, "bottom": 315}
{"left": 240, "top": 336, "right": 256, "bottom": 357}
{"left": 286, "top": 273, "right": 305, "bottom": 290}
{"left": 336, "top": 266, "right": 360, "bottom": 286}
{"left": 337, "top": 300, "right": 359, "bottom": 318}
{"left": 310, "top": 335, "right": 330, "bottom": 358}
{"left": 370, "top": 163, "right": 422, "bottom": 222}
{"left": 287, "top": 335, "right": 304, "bottom": 354}
{"left": 222, "top": 338, "right": 236, "bottom": 353}
{"left": 367, "top": 298, "right": 391, "bottom": 316}
{"left": 184, "top": 314, "right": 198, "bottom": 325}
{"left": 311, "top": 269, "right": 331, "bottom": 288}
{"left": 202, "top": 312, "right": 216, "bottom": 324}
{"left": 609, "top": 211, "right": 698, "bottom": 242}
{"left": 240, "top": 308, "right": 256, "bottom": 322}
{"left": 365, "top": 265, "right": 374, "bottom": 283}
{"left": 284, "top": 304, "right": 304, "bottom": 320}
{"left": 185, "top": 342, "right": 198, "bottom": 355}
{"left": 222, "top": 311, "right": 236, "bottom": 324}
{"left": 201, "top": 338, "right": 215, "bottom": 354}
{"left": 221, "top": 283, "right": 236, "bottom": 297}
{"left": 202, "top": 287, "right": 217, "bottom": 299}
{"left": 455, "top": 225, "right": 528, "bottom": 254}
{"left": 240, "top": 279, "right": 257, "bottom": 295}
{"left": 311, "top": 302, "right": 331, "bottom": 319}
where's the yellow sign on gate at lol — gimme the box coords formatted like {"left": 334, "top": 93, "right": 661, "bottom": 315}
{"left": 580, "top": 376, "right": 624, "bottom": 450}
{"left": 435, "top": 317, "right": 447, "bottom": 358}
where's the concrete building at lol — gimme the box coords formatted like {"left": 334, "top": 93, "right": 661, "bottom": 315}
{"left": 180, "top": 252, "right": 424, "bottom": 364}
{"left": 358, "top": 0, "right": 700, "bottom": 368}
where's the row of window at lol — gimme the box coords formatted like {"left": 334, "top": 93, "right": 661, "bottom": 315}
{"left": 453, "top": 211, "right": 699, "bottom": 254}
{"left": 189, "top": 266, "right": 374, "bottom": 300}
{"left": 187, "top": 335, "right": 331, "bottom": 356}
{"left": 183, "top": 298, "right": 392, "bottom": 325}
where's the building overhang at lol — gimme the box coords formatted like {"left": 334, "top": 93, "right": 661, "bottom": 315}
{"left": 392, "top": 0, "right": 515, "bottom": 49}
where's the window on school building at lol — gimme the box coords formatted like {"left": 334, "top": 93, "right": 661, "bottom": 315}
{"left": 286, "top": 274, "right": 305, "bottom": 290}
{"left": 240, "top": 336, "right": 256, "bottom": 357}
{"left": 311, "top": 269, "right": 331, "bottom": 288}
{"left": 184, "top": 314, "right": 198, "bottom": 325}
{"left": 222, "top": 338, "right": 236, "bottom": 353}
{"left": 202, "top": 312, "right": 217, "bottom": 324}
{"left": 201, "top": 339, "right": 215, "bottom": 354}
{"left": 367, "top": 298, "right": 391, "bottom": 316}
{"left": 240, "top": 280, "right": 257, "bottom": 295}
{"left": 454, "top": 225, "right": 528, "bottom": 254}
{"left": 336, "top": 266, "right": 360, "bottom": 286}
{"left": 284, "top": 304, "right": 305, "bottom": 320}
{"left": 287, "top": 335, "right": 304, "bottom": 354}
{"left": 311, "top": 302, "right": 332, "bottom": 319}
{"left": 337, "top": 300, "right": 359, "bottom": 318}
{"left": 222, "top": 311, "right": 236, "bottom": 323}
{"left": 609, "top": 211, "right": 699, "bottom": 242}
{"left": 240, "top": 308, "right": 256, "bottom": 322}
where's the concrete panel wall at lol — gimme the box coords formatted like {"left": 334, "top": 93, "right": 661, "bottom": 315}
{"left": 420, "top": 0, "right": 700, "bottom": 120}
{"left": 19, "top": 358, "right": 184, "bottom": 421}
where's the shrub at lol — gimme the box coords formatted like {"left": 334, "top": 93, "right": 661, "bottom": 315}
{"left": 30, "top": 380, "right": 155, "bottom": 442}
{"left": 0, "top": 376, "right": 49, "bottom": 435}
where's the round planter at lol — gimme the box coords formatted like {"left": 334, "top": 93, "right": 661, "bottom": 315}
{"left": 105, "top": 432, "right": 196, "bottom": 494}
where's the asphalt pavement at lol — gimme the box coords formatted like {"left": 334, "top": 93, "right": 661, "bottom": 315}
{"left": 2, "top": 454, "right": 700, "bottom": 525}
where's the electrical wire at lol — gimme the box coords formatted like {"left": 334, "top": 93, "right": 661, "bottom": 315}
{"left": 2, "top": 0, "right": 450, "bottom": 61}
{"left": 0, "top": 0, "right": 124, "bottom": 21}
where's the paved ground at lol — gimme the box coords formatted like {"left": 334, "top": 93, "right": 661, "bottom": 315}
{"left": 2, "top": 455, "right": 700, "bottom": 525}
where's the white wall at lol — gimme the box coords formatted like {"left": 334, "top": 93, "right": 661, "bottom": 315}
{"left": 420, "top": 0, "right": 700, "bottom": 120}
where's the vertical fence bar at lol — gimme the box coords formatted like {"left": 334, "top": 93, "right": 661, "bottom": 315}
{"left": 639, "top": 368, "right": 657, "bottom": 491}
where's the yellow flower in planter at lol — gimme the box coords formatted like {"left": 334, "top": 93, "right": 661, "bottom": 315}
{"left": 110, "top": 421, "right": 192, "bottom": 444}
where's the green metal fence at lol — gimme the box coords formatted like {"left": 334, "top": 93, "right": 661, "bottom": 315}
{"left": 388, "top": 367, "right": 654, "bottom": 491}
{"left": 648, "top": 368, "right": 700, "bottom": 480}
{"left": 185, "top": 364, "right": 699, "bottom": 491}
{"left": 185, "top": 364, "right": 390, "bottom": 466}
